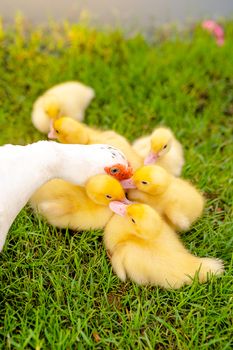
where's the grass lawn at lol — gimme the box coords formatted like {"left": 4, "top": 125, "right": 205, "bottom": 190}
{"left": 0, "top": 17, "right": 233, "bottom": 349}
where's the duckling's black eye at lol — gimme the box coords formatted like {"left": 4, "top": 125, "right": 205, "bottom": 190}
{"left": 55, "top": 129, "right": 59, "bottom": 134}
{"left": 131, "top": 218, "right": 136, "bottom": 224}
{"left": 163, "top": 144, "right": 167, "bottom": 149}
{"left": 141, "top": 181, "right": 148, "bottom": 185}
{"left": 110, "top": 167, "right": 119, "bottom": 174}
{"left": 106, "top": 194, "right": 112, "bottom": 199}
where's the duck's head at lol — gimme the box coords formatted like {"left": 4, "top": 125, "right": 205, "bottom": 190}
{"left": 85, "top": 174, "right": 129, "bottom": 206}
{"left": 109, "top": 202, "right": 162, "bottom": 238}
{"left": 104, "top": 163, "right": 133, "bottom": 181}
{"left": 144, "top": 128, "right": 172, "bottom": 165}
{"left": 83, "top": 144, "right": 133, "bottom": 181}
{"left": 54, "top": 143, "right": 134, "bottom": 185}
{"left": 48, "top": 117, "right": 89, "bottom": 144}
{"left": 88, "top": 144, "right": 133, "bottom": 181}
{"left": 44, "top": 95, "right": 60, "bottom": 119}
{"left": 121, "top": 165, "right": 171, "bottom": 195}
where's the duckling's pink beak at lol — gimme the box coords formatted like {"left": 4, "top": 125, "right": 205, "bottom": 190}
{"left": 144, "top": 152, "right": 158, "bottom": 165}
{"left": 48, "top": 120, "right": 57, "bottom": 139}
{"left": 123, "top": 197, "right": 132, "bottom": 204}
{"left": 109, "top": 201, "right": 128, "bottom": 216}
{"left": 120, "top": 178, "right": 136, "bottom": 189}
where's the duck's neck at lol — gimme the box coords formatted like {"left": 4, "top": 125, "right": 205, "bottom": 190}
{"left": 53, "top": 142, "right": 94, "bottom": 185}
{"left": 0, "top": 141, "right": 61, "bottom": 250}
{"left": 1, "top": 141, "right": 93, "bottom": 211}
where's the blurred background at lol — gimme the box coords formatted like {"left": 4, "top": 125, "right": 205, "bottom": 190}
{"left": 0, "top": 0, "right": 233, "bottom": 28}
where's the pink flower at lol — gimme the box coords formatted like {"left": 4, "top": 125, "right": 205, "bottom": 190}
{"left": 202, "top": 20, "right": 216, "bottom": 31}
{"left": 216, "top": 37, "right": 224, "bottom": 46}
{"left": 202, "top": 20, "right": 224, "bottom": 46}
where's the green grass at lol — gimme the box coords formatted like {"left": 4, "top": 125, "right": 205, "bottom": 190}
{"left": 0, "top": 17, "right": 233, "bottom": 349}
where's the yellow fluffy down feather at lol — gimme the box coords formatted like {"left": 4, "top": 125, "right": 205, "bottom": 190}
{"left": 132, "top": 127, "right": 184, "bottom": 176}
{"left": 32, "top": 81, "right": 95, "bottom": 133}
{"left": 124, "top": 165, "right": 205, "bottom": 231}
{"left": 104, "top": 203, "right": 224, "bottom": 289}
{"left": 30, "top": 174, "right": 127, "bottom": 230}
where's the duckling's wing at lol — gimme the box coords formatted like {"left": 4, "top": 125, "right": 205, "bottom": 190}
{"left": 111, "top": 245, "right": 127, "bottom": 281}
{"left": 132, "top": 135, "right": 151, "bottom": 158}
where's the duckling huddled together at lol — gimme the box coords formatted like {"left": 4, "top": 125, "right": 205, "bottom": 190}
{"left": 30, "top": 81, "right": 224, "bottom": 289}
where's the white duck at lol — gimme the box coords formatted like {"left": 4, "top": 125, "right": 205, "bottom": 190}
{"left": 0, "top": 141, "right": 130, "bottom": 252}
{"left": 32, "top": 81, "right": 95, "bottom": 133}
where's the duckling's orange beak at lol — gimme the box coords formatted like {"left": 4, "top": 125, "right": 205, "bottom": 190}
{"left": 104, "top": 163, "right": 133, "bottom": 180}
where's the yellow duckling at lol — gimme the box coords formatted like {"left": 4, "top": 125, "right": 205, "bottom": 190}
{"left": 104, "top": 202, "right": 224, "bottom": 289}
{"left": 122, "top": 165, "right": 205, "bottom": 231}
{"left": 132, "top": 127, "right": 184, "bottom": 176}
{"left": 32, "top": 81, "right": 95, "bottom": 133}
{"left": 48, "top": 117, "right": 100, "bottom": 144}
{"left": 49, "top": 117, "right": 143, "bottom": 171}
{"left": 30, "top": 174, "right": 129, "bottom": 230}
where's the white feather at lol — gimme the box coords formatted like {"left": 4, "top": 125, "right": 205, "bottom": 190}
{"left": 0, "top": 141, "right": 128, "bottom": 251}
